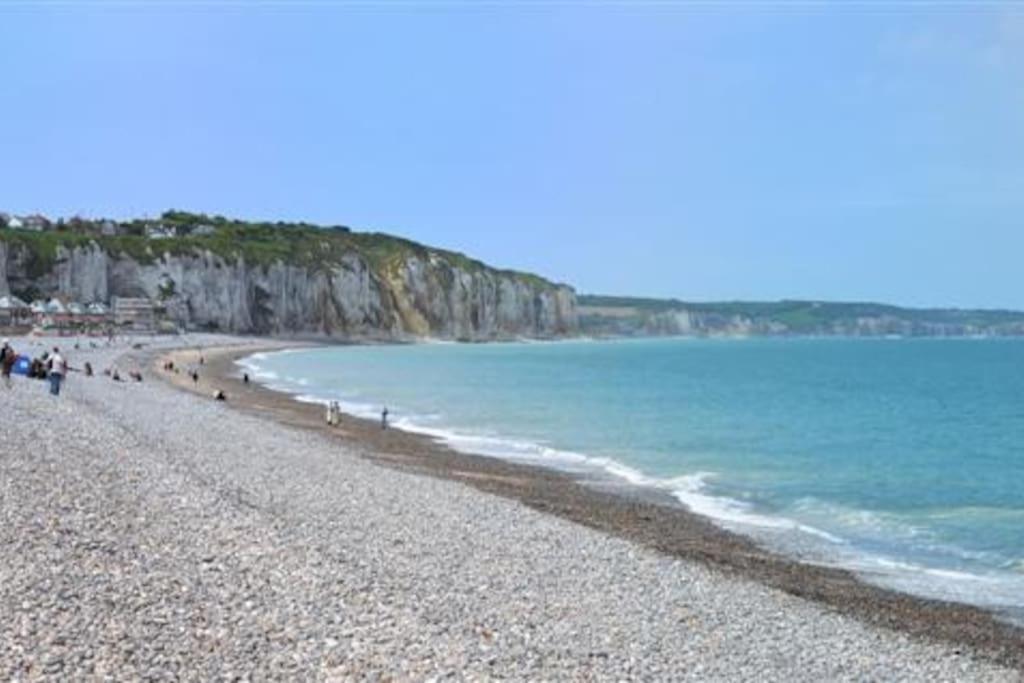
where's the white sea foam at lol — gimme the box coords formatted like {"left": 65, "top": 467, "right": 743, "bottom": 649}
{"left": 668, "top": 475, "right": 846, "bottom": 543}
{"left": 843, "top": 553, "right": 1024, "bottom": 616}
{"left": 253, "top": 369, "right": 280, "bottom": 381}
{"left": 789, "top": 497, "right": 930, "bottom": 540}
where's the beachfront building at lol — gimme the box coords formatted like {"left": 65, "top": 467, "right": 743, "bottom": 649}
{"left": 28, "top": 299, "right": 115, "bottom": 334}
{"left": 0, "top": 295, "right": 31, "bottom": 328}
{"left": 44, "top": 298, "right": 70, "bottom": 325}
{"left": 45, "top": 298, "right": 72, "bottom": 330}
{"left": 86, "top": 302, "right": 110, "bottom": 323}
{"left": 113, "top": 297, "right": 156, "bottom": 332}
{"left": 27, "top": 298, "right": 74, "bottom": 333}
{"left": 69, "top": 301, "right": 114, "bottom": 332}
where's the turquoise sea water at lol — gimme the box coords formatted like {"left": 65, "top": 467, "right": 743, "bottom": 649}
{"left": 241, "top": 338, "right": 1024, "bottom": 617}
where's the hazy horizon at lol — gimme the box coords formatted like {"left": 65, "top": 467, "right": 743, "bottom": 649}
{"left": 3, "top": 3, "right": 1023, "bottom": 309}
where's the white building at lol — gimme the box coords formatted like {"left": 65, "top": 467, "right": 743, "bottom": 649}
{"left": 113, "top": 297, "right": 155, "bottom": 332}
{"left": 146, "top": 223, "right": 176, "bottom": 239}
{"left": 22, "top": 215, "right": 50, "bottom": 231}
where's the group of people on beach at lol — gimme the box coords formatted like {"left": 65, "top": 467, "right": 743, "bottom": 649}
{"left": 160, "top": 350, "right": 230, "bottom": 401}
{"left": 1, "top": 339, "right": 69, "bottom": 395}
{"left": 3, "top": 337, "right": 395, "bottom": 431}
{"left": 0, "top": 336, "right": 152, "bottom": 398}
{"left": 325, "top": 400, "right": 342, "bottom": 426}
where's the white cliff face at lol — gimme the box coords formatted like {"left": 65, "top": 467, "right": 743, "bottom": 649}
{"left": 384, "top": 254, "right": 577, "bottom": 340}
{"left": 0, "top": 239, "right": 578, "bottom": 339}
{"left": 0, "top": 242, "right": 8, "bottom": 297}
{"left": 55, "top": 245, "right": 110, "bottom": 304}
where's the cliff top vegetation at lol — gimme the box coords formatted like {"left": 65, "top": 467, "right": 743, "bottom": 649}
{"left": 0, "top": 210, "right": 563, "bottom": 291}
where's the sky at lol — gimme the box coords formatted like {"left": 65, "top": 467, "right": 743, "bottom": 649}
{"left": 2, "top": 1, "right": 1023, "bottom": 309}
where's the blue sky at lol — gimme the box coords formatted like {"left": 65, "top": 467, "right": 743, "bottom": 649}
{"left": 2, "top": 2, "right": 1023, "bottom": 308}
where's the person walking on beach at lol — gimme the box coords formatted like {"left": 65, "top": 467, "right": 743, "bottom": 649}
{"left": 47, "top": 347, "right": 67, "bottom": 396}
{"left": 381, "top": 406, "right": 389, "bottom": 430}
{"left": 0, "top": 339, "right": 15, "bottom": 389}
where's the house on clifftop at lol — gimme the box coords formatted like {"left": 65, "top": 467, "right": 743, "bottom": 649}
{"left": 145, "top": 223, "right": 176, "bottom": 239}
{"left": 21, "top": 214, "right": 51, "bottom": 231}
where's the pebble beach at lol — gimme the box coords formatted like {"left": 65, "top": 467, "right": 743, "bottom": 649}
{"left": 0, "top": 335, "right": 1020, "bottom": 680}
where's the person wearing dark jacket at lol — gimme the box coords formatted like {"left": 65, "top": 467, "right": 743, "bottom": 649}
{"left": 0, "top": 339, "right": 15, "bottom": 389}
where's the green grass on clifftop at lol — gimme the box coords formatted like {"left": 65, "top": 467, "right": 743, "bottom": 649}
{"left": 0, "top": 210, "right": 565, "bottom": 291}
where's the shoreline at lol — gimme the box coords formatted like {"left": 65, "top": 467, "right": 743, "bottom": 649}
{"left": 152, "top": 341, "right": 1024, "bottom": 671}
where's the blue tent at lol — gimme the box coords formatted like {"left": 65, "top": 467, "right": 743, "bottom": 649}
{"left": 12, "top": 355, "right": 31, "bottom": 376}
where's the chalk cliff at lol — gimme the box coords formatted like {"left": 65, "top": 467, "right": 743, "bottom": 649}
{"left": 0, "top": 230, "right": 577, "bottom": 340}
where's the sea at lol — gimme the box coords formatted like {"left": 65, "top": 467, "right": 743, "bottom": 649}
{"left": 239, "top": 337, "right": 1024, "bottom": 621}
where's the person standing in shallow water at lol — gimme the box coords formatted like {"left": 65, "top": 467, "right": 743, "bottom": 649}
{"left": 48, "top": 347, "right": 67, "bottom": 396}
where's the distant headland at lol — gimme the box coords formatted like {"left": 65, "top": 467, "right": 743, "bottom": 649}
{"left": 579, "top": 295, "right": 1024, "bottom": 338}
